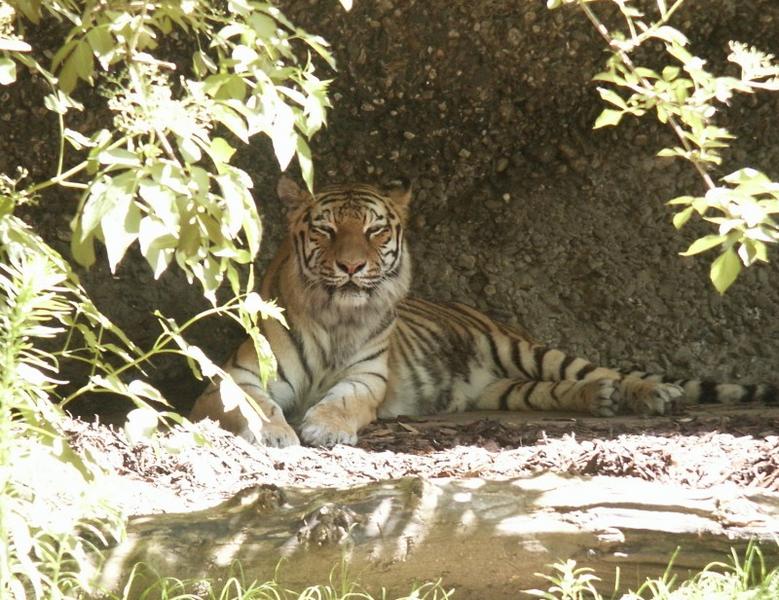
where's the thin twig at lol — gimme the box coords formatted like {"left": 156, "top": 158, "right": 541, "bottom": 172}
{"left": 578, "top": 0, "right": 716, "bottom": 190}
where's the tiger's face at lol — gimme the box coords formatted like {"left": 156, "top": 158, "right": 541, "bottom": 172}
{"left": 278, "top": 177, "right": 412, "bottom": 309}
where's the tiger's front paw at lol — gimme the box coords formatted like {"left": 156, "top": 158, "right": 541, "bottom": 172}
{"left": 243, "top": 420, "right": 300, "bottom": 448}
{"left": 300, "top": 404, "right": 358, "bottom": 447}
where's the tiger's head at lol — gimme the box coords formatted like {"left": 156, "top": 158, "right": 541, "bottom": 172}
{"left": 277, "top": 176, "right": 412, "bottom": 315}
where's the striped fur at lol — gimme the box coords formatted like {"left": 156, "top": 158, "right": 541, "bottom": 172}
{"left": 190, "top": 178, "right": 777, "bottom": 447}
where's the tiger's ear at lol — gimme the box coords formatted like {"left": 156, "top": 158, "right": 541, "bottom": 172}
{"left": 277, "top": 175, "right": 312, "bottom": 211}
{"left": 385, "top": 177, "right": 412, "bottom": 216}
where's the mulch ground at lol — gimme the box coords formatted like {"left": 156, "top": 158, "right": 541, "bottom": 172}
{"left": 64, "top": 406, "right": 779, "bottom": 517}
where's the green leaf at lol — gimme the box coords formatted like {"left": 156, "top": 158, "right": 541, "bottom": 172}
{"left": 124, "top": 407, "right": 159, "bottom": 445}
{"left": 710, "top": 247, "right": 741, "bottom": 294}
{"left": 657, "top": 147, "right": 687, "bottom": 158}
{"left": 86, "top": 27, "right": 115, "bottom": 70}
{"left": 80, "top": 177, "right": 124, "bottom": 240}
{"left": 270, "top": 101, "right": 297, "bottom": 169}
{"left": 672, "top": 206, "right": 694, "bottom": 229}
{"left": 680, "top": 234, "right": 726, "bottom": 256}
{"left": 43, "top": 90, "right": 84, "bottom": 115}
{"left": 57, "top": 56, "right": 78, "bottom": 94}
{"left": 70, "top": 225, "right": 96, "bottom": 268}
{"left": 213, "top": 104, "right": 249, "bottom": 143}
{"left": 98, "top": 147, "right": 141, "bottom": 168}
{"left": 63, "top": 128, "right": 92, "bottom": 150}
{"left": 634, "top": 67, "right": 659, "bottom": 80}
{"left": 597, "top": 87, "right": 628, "bottom": 109}
{"left": 592, "top": 72, "right": 614, "bottom": 83}
{"left": 220, "top": 74, "right": 248, "bottom": 101}
{"left": 193, "top": 50, "right": 216, "bottom": 77}
{"left": 593, "top": 108, "right": 623, "bottom": 129}
{"left": 100, "top": 194, "right": 141, "bottom": 272}
{"left": 138, "top": 217, "right": 177, "bottom": 278}
{"left": 0, "top": 57, "right": 17, "bottom": 85}
{"left": 51, "top": 39, "right": 77, "bottom": 71}
{"left": 207, "top": 137, "right": 236, "bottom": 165}
{"left": 215, "top": 172, "right": 248, "bottom": 237}
{"left": 177, "top": 135, "right": 202, "bottom": 163}
{"left": 297, "top": 136, "right": 314, "bottom": 193}
{"left": 304, "top": 36, "right": 336, "bottom": 70}
{"left": 138, "top": 179, "right": 179, "bottom": 233}
{"left": 662, "top": 66, "right": 680, "bottom": 81}
{"left": 652, "top": 26, "right": 688, "bottom": 46}
{"left": 248, "top": 13, "right": 277, "bottom": 38}
{"left": 667, "top": 195, "right": 695, "bottom": 206}
{"left": 72, "top": 39, "right": 94, "bottom": 82}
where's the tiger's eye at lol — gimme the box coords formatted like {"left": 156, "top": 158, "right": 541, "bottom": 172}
{"left": 313, "top": 226, "right": 336, "bottom": 239}
{"left": 366, "top": 226, "right": 389, "bottom": 238}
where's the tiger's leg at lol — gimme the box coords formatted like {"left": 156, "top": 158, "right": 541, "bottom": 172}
{"left": 190, "top": 340, "right": 300, "bottom": 448}
{"left": 191, "top": 382, "right": 300, "bottom": 447}
{"left": 477, "top": 376, "right": 684, "bottom": 416}
{"left": 300, "top": 377, "right": 386, "bottom": 447}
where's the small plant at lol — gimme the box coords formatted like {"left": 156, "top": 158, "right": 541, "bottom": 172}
{"left": 526, "top": 559, "right": 604, "bottom": 600}
{"left": 528, "top": 543, "right": 779, "bottom": 599}
{"left": 0, "top": 0, "right": 338, "bottom": 595}
{"left": 110, "top": 561, "right": 454, "bottom": 600}
{"left": 548, "top": 0, "right": 779, "bottom": 292}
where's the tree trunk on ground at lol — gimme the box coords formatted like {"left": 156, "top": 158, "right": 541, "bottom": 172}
{"left": 97, "top": 473, "right": 779, "bottom": 598}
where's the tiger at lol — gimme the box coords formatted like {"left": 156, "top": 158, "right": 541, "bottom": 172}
{"left": 190, "top": 176, "right": 777, "bottom": 447}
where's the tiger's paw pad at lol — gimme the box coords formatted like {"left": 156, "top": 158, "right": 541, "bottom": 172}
{"left": 621, "top": 380, "right": 685, "bottom": 416}
{"left": 300, "top": 406, "right": 358, "bottom": 448}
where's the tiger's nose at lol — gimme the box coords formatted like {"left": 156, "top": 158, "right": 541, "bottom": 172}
{"left": 336, "top": 259, "right": 367, "bottom": 275}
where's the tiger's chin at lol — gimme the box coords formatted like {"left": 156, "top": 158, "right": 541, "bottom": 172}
{"left": 332, "top": 282, "right": 371, "bottom": 307}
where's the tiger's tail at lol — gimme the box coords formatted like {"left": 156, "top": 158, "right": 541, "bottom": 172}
{"left": 620, "top": 370, "right": 778, "bottom": 406}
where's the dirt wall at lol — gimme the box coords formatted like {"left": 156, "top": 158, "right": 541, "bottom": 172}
{"left": 266, "top": 1, "right": 779, "bottom": 383}
{"left": 5, "top": 1, "right": 779, "bottom": 416}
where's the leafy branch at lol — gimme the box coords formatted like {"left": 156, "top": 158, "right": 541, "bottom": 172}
{"left": 0, "top": 0, "right": 340, "bottom": 595}
{"left": 549, "top": 0, "right": 779, "bottom": 292}
{"left": 3, "top": 0, "right": 334, "bottom": 300}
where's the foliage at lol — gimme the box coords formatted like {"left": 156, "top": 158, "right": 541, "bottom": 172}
{"left": 526, "top": 560, "right": 604, "bottom": 600}
{"left": 0, "top": 217, "right": 127, "bottom": 598}
{"left": 526, "top": 543, "right": 779, "bottom": 599}
{"left": 3, "top": 0, "right": 332, "bottom": 301}
{"left": 0, "top": 0, "right": 336, "bottom": 596}
{"left": 110, "top": 561, "right": 454, "bottom": 600}
{"left": 548, "top": 0, "right": 779, "bottom": 293}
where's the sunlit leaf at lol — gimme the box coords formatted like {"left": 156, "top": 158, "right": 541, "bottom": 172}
{"left": 270, "top": 101, "right": 297, "bottom": 170}
{"left": 124, "top": 408, "right": 159, "bottom": 445}
{"left": 672, "top": 206, "right": 694, "bottom": 229}
{"left": 0, "top": 57, "right": 17, "bottom": 85}
{"left": 248, "top": 13, "right": 277, "bottom": 37}
{"left": 710, "top": 247, "right": 741, "bottom": 293}
{"left": 593, "top": 108, "right": 623, "bottom": 129}
{"left": 680, "top": 234, "right": 726, "bottom": 256}
{"left": 138, "top": 217, "right": 177, "bottom": 278}
{"left": 97, "top": 147, "right": 141, "bottom": 168}
{"left": 207, "top": 137, "right": 236, "bottom": 165}
{"left": 213, "top": 104, "right": 249, "bottom": 143}
{"left": 297, "top": 136, "right": 314, "bottom": 193}
{"left": 86, "top": 27, "right": 115, "bottom": 70}
{"left": 100, "top": 194, "right": 141, "bottom": 272}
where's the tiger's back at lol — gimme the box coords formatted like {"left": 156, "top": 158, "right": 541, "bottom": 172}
{"left": 190, "top": 177, "right": 777, "bottom": 447}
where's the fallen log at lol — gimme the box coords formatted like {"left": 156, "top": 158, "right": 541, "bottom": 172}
{"left": 97, "top": 473, "right": 779, "bottom": 598}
